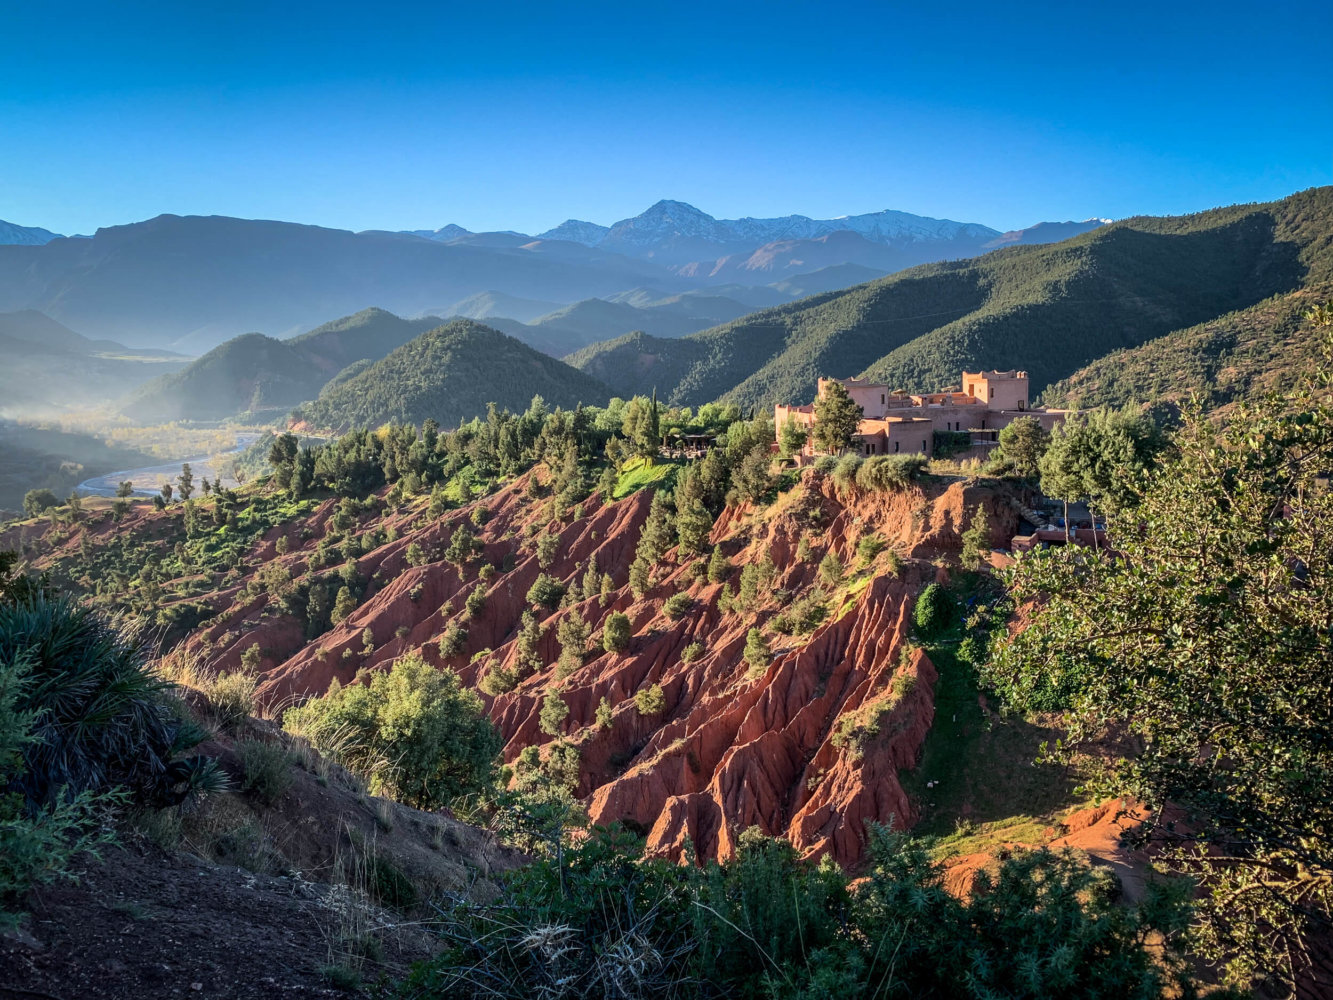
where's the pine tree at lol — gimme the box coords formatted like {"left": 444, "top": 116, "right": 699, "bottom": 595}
{"left": 812, "top": 381, "right": 864, "bottom": 454}
{"left": 538, "top": 691, "right": 569, "bottom": 736}
{"left": 780, "top": 415, "right": 809, "bottom": 459}
{"left": 707, "top": 545, "right": 731, "bottom": 583}
{"left": 635, "top": 490, "right": 675, "bottom": 565}
{"left": 960, "top": 504, "right": 991, "bottom": 571}
{"left": 602, "top": 612, "right": 631, "bottom": 652}
{"left": 177, "top": 463, "right": 194, "bottom": 501}
{"left": 628, "top": 557, "right": 652, "bottom": 598}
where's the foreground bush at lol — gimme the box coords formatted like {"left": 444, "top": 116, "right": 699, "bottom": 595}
{"left": 283, "top": 652, "right": 500, "bottom": 809}
{"left": 0, "top": 593, "right": 217, "bottom": 808}
{"left": 0, "top": 567, "right": 220, "bottom": 925}
{"left": 990, "top": 317, "right": 1333, "bottom": 992}
{"left": 393, "top": 826, "right": 1220, "bottom": 1000}
{"left": 1, "top": 652, "right": 117, "bottom": 927}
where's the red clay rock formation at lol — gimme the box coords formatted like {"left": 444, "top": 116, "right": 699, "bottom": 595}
{"left": 7, "top": 465, "right": 1022, "bottom": 869}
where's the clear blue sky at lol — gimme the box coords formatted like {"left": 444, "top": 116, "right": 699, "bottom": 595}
{"left": 2, "top": 0, "right": 1329, "bottom": 236}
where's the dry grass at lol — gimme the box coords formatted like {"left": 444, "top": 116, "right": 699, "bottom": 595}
{"left": 155, "top": 648, "right": 258, "bottom": 730}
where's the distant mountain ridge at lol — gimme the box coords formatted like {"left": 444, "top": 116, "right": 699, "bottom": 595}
{"left": 0, "top": 219, "right": 62, "bottom": 245}
{"left": 0, "top": 201, "right": 1108, "bottom": 353}
{"left": 412, "top": 199, "right": 1109, "bottom": 280}
{"left": 534, "top": 200, "right": 1002, "bottom": 252}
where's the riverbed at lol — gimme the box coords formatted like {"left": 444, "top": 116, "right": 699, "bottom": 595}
{"left": 76, "top": 433, "right": 262, "bottom": 497}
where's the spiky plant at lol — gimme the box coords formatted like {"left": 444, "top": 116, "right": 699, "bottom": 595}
{"left": 0, "top": 593, "right": 220, "bottom": 808}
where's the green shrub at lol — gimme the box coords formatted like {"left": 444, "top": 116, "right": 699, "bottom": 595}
{"left": 392, "top": 827, "right": 1199, "bottom": 1000}
{"left": 595, "top": 697, "right": 614, "bottom": 730}
{"left": 856, "top": 534, "right": 887, "bottom": 565}
{"left": 819, "top": 549, "right": 844, "bottom": 586}
{"left": 813, "top": 454, "right": 838, "bottom": 474}
{"left": 464, "top": 583, "right": 487, "bottom": 618}
{"left": 772, "top": 592, "right": 829, "bottom": 636}
{"left": 662, "top": 592, "right": 694, "bottom": 620}
{"left": 535, "top": 532, "right": 559, "bottom": 569}
{"left": 538, "top": 691, "right": 569, "bottom": 736}
{"left": 832, "top": 453, "right": 863, "bottom": 491}
{"left": 634, "top": 683, "right": 666, "bottom": 716}
{"left": 477, "top": 661, "right": 518, "bottom": 696}
{"left": 283, "top": 652, "right": 499, "bottom": 809}
{"left": 680, "top": 641, "right": 705, "bottom": 663}
{"left": 0, "top": 651, "right": 119, "bottom": 927}
{"left": 526, "top": 574, "right": 566, "bottom": 611}
{"left": 856, "top": 454, "right": 928, "bottom": 491}
{"left": 0, "top": 593, "right": 216, "bottom": 808}
{"left": 602, "top": 612, "right": 631, "bottom": 653}
{"left": 913, "top": 583, "right": 953, "bottom": 636}
{"left": 743, "top": 628, "right": 770, "bottom": 674}
{"left": 438, "top": 623, "right": 468, "bottom": 659}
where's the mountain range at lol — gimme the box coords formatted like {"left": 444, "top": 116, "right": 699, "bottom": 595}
{"left": 98, "top": 187, "right": 1333, "bottom": 431}
{"left": 565, "top": 187, "right": 1333, "bottom": 412}
{"left": 0, "top": 202, "right": 1104, "bottom": 352}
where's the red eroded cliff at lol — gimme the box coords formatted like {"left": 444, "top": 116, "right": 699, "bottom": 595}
{"left": 166, "top": 467, "right": 1018, "bottom": 867}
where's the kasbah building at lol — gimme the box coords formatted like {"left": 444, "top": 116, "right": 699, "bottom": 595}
{"left": 774, "top": 370, "right": 1076, "bottom": 462}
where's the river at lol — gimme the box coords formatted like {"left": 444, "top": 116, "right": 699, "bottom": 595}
{"left": 76, "top": 433, "right": 263, "bottom": 497}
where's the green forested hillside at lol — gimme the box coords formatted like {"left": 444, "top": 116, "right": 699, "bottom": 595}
{"left": 561, "top": 331, "right": 712, "bottom": 398}
{"left": 1041, "top": 285, "right": 1332, "bottom": 414}
{"left": 566, "top": 187, "right": 1333, "bottom": 410}
{"left": 123, "top": 308, "right": 443, "bottom": 422}
{"left": 123, "top": 333, "right": 319, "bottom": 422}
{"left": 291, "top": 320, "right": 613, "bottom": 430}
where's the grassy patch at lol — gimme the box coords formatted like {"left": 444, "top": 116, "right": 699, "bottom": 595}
{"left": 613, "top": 456, "right": 681, "bottom": 498}
{"left": 902, "top": 601, "right": 1089, "bottom": 856}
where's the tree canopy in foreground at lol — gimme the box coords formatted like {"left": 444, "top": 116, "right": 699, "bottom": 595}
{"left": 990, "top": 308, "right": 1333, "bottom": 995}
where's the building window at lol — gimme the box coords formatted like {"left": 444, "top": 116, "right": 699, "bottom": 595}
{"left": 894, "top": 441, "right": 899, "bottom": 453}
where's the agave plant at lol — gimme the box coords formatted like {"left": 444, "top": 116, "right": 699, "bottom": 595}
{"left": 0, "top": 593, "right": 220, "bottom": 808}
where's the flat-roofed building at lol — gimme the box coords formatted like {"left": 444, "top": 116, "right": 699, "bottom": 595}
{"left": 776, "top": 369, "right": 1076, "bottom": 462}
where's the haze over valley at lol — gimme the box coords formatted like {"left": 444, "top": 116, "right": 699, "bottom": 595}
{"left": 2, "top": 2, "right": 1330, "bottom": 998}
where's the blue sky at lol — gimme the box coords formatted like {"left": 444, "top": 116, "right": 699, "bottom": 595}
{"left": 2, "top": 0, "right": 1329, "bottom": 235}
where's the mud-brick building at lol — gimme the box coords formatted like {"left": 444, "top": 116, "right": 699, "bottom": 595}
{"left": 775, "top": 370, "right": 1075, "bottom": 460}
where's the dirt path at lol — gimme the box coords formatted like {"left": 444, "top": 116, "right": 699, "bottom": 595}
{"left": 0, "top": 842, "right": 434, "bottom": 999}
